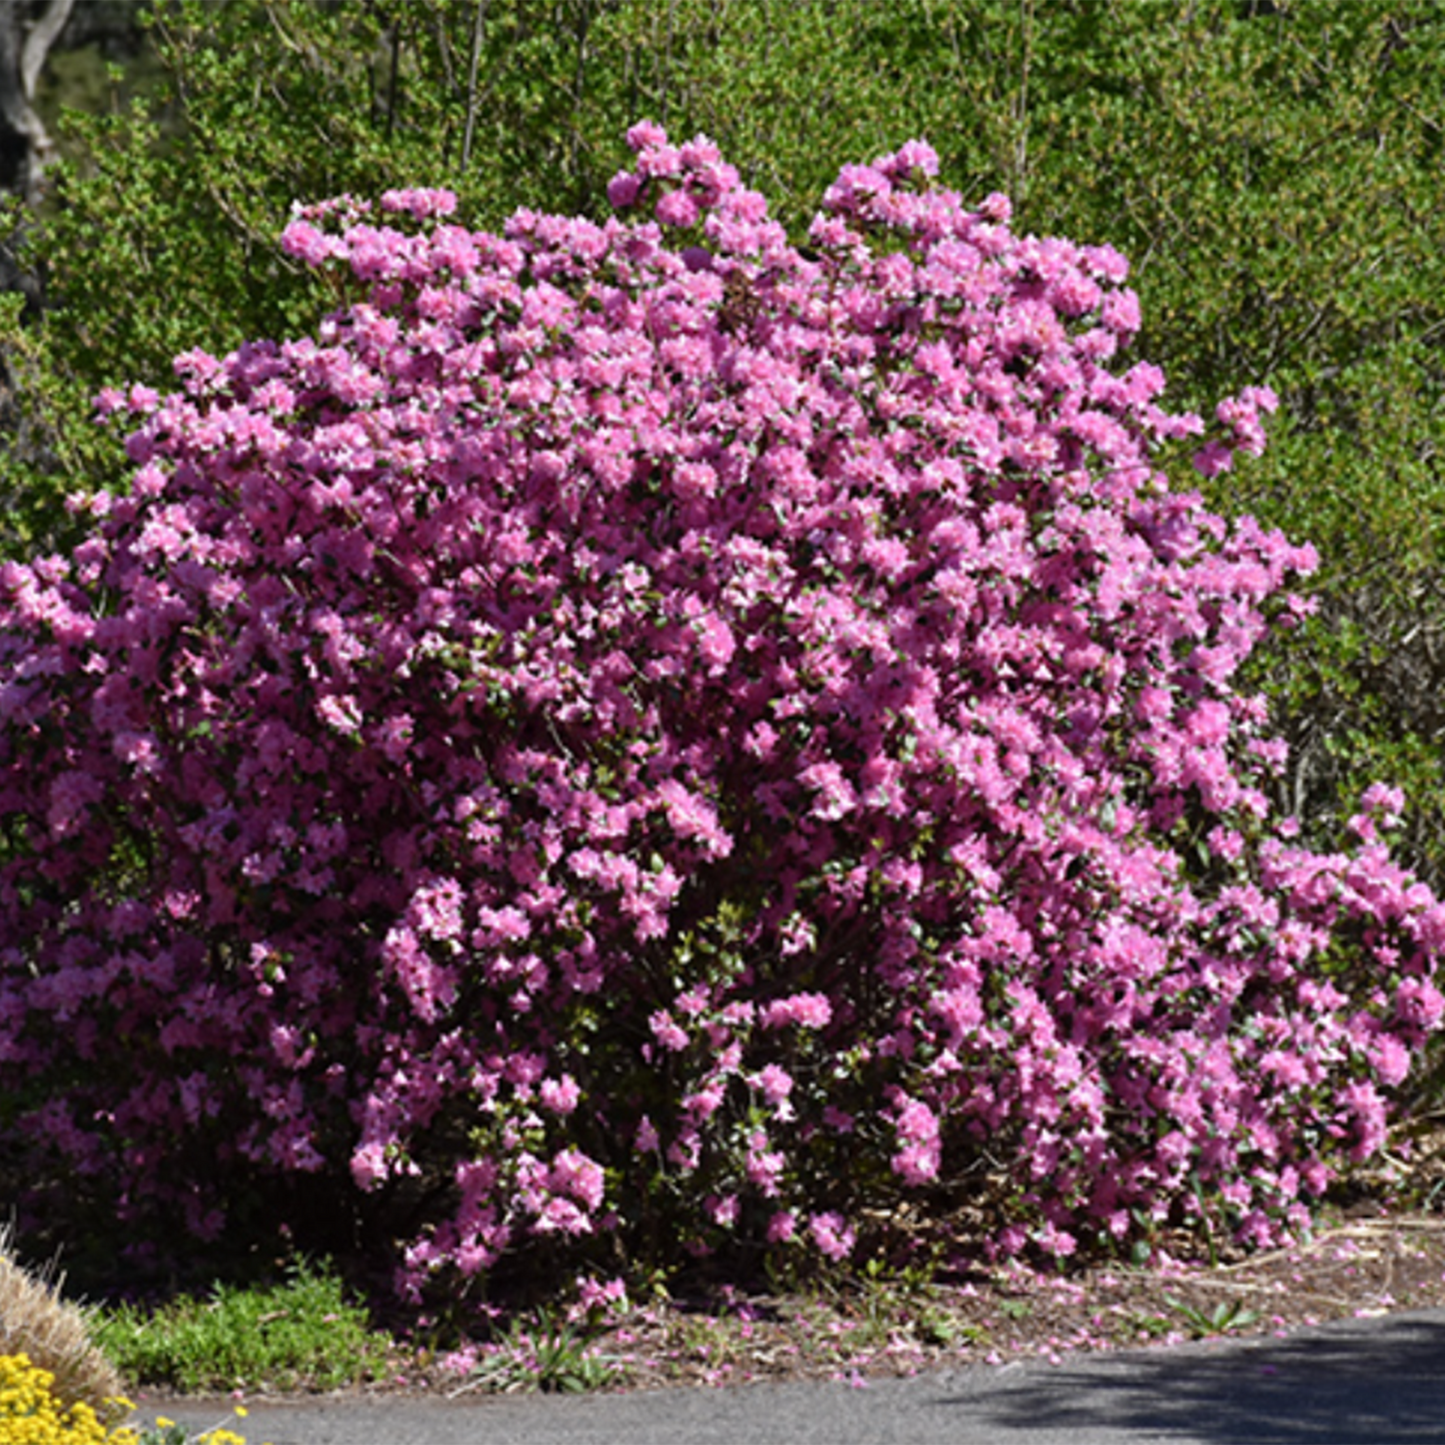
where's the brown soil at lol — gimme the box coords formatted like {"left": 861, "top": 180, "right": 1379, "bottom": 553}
{"left": 352, "top": 1203, "right": 1445, "bottom": 1401}
{"left": 138, "top": 1207, "right": 1445, "bottom": 1408}
{"left": 363, "top": 1129, "right": 1445, "bottom": 1396}
{"left": 578, "top": 1214, "right": 1445, "bottom": 1390}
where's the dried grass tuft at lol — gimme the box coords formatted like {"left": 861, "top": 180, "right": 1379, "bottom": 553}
{"left": 0, "top": 1222, "right": 128, "bottom": 1424}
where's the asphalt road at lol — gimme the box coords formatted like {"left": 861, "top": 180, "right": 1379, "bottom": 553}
{"left": 144, "top": 1305, "right": 1445, "bottom": 1445}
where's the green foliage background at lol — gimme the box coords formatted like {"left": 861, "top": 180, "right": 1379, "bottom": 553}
{"left": 6, "top": 0, "right": 1444, "bottom": 885}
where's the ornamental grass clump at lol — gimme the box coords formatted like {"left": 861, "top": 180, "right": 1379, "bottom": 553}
{"left": 2, "top": 124, "right": 1443, "bottom": 1302}
{"left": 0, "top": 1231, "right": 125, "bottom": 1429}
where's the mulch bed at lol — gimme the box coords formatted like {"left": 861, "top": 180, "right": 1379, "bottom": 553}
{"left": 340, "top": 1207, "right": 1445, "bottom": 1400}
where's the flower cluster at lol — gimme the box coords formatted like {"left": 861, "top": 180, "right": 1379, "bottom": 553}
{"left": 0, "top": 1355, "right": 135, "bottom": 1445}
{"left": 3, "top": 124, "right": 1442, "bottom": 1294}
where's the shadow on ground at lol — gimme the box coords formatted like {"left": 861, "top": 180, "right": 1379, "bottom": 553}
{"left": 948, "top": 1311, "right": 1445, "bottom": 1443}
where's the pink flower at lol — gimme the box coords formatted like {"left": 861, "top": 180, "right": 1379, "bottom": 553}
{"left": 540, "top": 1075, "right": 581, "bottom": 1115}
{"left": 892, "top": 1144, "right": 939, "bottom": 1186}
{"left": 548, "top": 1148, "right": 605, "bottom": 1211}
{"left": 408, "top": 875, "right": 465, "bottom": 942}
{"left": 1369, "top": 1033, "right": 1411, "bottom": 1087}
{"left": 693, "top": 612, "right": 736, "bottom": 669}
{"left": 1396, "top": 979, "right": 1445, "bottom": 1029}
{"left": 649, "top": 1010, "right": 689, "bottom": 1052}
{"left": 706, "top": 1193, "right": 739, "bottom": 1227}
{"left": 114, "top": 730, "right": 162, "bottom": 775}
{"left": 1360, "top": 782, "right": 1406, "bottom": 827}
{"left": 1192, "top": 439, "right": 1234, "bottom": 478}
{"left": 683, "top": 1083, "right": 725, "bottom": 1121}
{"left": 606, "top": 170, "right": 643, "bottom": 209}
{"left": 751, "top": 1064, "right": 794, "bottom": 1107}
{"left": 800, "top": 760, "right": 857, "bottom": 821}
{"left": 316, "top": 693, "right": 363, "bottom": 735}
{"left": 767, "top": 1210, "right": 797, "bottom": 1244}
{"left": 882, "top": 139, "right": 939, "bottom": 179}
{"left": 375, "top": 712, "right": 414, "bottom": 762}
{"left": 759, "top": 993, "right": 833, "bottom": 1030}
{"left": 281, "top": 219, "right": 342, "bottom": 266}
{"left": 380, "top": 187, "right": 457, "bottom": 219}
{"left": 350, "top": 1142, "right": 388, "bottom": 1190}
{"left": 809, "top": 1211, "right": 856, "bottom": 1261}
{"left": 656, "top": 189, "right": 701, "bottom": 229}
{"left": 626, "top": 119, "right": 668, "bottom": 151}
{"left": 746, "top": 1149, "right": 785, "bottom": 1196}
{"left": 1100, "top": 288, "right": 1141, "bottom": 335}
{"left": 535, "top": 1197, "right": 592, "bottom": 1234}
{"left": 656, "top": 779, "right": 732, "bottom": 858}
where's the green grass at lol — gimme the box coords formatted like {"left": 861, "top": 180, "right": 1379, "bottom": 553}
{"left": 457, "top": 1310, "right": 620, "bottom": 1394}
{"left": 90, "top": 1258, "right": 392, "bottom": 1395}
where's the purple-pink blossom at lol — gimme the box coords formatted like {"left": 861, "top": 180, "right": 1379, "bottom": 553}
{"left": 0, "top": 130, "right": 1439, "bottom": 1303}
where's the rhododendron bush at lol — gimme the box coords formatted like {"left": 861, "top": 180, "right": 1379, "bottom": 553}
{"left": 3, "top": 124, "right": 1443, "bottom": 1295}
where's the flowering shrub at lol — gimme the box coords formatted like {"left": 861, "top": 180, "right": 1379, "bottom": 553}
{"left": 2, "top": 124, "right": 1443, "bottom": 1295}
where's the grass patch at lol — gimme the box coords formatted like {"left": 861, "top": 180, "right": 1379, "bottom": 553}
{"left": 91, "top": 1258, "right": 392, "bottom": 1395}
{"left": 451, "top": 1310, "right": 620, "bottom": 1395}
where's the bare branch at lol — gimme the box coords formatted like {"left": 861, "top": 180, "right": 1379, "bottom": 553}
{"left": 20, "top": 0, "right": 70, "bottom": 103}
{"left": 461, "top": 0, "right": 486, "bottom": 175}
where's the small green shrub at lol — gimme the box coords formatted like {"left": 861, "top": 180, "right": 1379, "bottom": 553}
{"left": 91, "top": 1261, "right": 388, "bottom": 1396}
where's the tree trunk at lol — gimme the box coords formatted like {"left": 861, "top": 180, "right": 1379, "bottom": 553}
{"left": 0, "top": 0, "right": 74, "bottom": 202}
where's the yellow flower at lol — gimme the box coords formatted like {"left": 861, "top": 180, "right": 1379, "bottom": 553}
{"left": 0, "top": 1354, "right": 147, "bottom": 1444}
